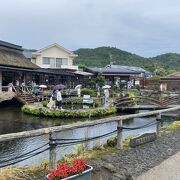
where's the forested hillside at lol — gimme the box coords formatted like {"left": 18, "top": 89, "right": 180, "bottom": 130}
{"left": 74, "top": 47, "right": 180, "bottom": 75}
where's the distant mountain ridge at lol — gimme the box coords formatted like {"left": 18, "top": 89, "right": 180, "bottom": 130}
{"left": 74, "top": 47, "right": 180, "bottom": 73}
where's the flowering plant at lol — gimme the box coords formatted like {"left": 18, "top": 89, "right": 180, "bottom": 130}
{"left": 48, "top": 159, "right": 87, "bottom": 180}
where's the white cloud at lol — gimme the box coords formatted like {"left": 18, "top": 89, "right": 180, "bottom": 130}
{"left": 0, "top": 0, "right": 180, "bottom": 57}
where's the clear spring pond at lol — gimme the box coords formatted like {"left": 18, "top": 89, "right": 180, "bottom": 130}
{"left": 0, "top": 106, "right": 166, "bottom": 167}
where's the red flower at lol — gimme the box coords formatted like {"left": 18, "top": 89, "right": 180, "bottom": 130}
{"left": 48, "top": 159, "right": 88, "bottom": 180}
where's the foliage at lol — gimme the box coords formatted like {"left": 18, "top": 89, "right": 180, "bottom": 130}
{"left": 81, "top": 88, "right": 96, "bottom": 97}
{"left": 106, "top": 136, "right": 117, "bottom": 147}
{"left": 21, "top": 105, "right": 41, "bottom": 115}
{"left": 41, "top": 90, "right": 52, "bottom": 96}
{"left": 161, "top": 121, "right": 180, "bottom": 131}
{"left": 74, "top": 47, "right": 146, "bottom": 68}
{"left": 42, "top": 97, "right": 101, "bottom": 107}
{"left": 0, "top": 161, "right": 49, "bottom": 180}
{"left": 22, "top": 105, "right": 117, "bottom": 118}
{"left": 114, "top": 90, "right": 139, "bottom": 106}
{"left": 74, "top": 47, "right": 180, "bottom": 74}
{"left": 78, "top": 64, "right": 86, "bottom": 68}
{"left": 62, "top": 97, "right": 101, "bottom": 107}
{"left": 106, "top": 135, "right": 136, "bottom": 148}
{"left": 0, "top": 145, "right": 118, "bottom": 180}
{"left": 95, "top": 73, "right": 105, "bottom": 87}
{"left": 73, "top": 144, "right": 86, "bottom": 156}
{"left": 42, "top": 107, "right": 116, "bottom": 118}
{"left": 42, "top": 100, "right": 48, "bottom": 107}
{"left": 88, "top": 73, "right": 105, "bottom": 88}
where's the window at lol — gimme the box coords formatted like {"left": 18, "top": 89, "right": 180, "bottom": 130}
{"left": 42, "top": 57, "right": 68, "bottom": 67}
{"left": 50, "top": 58, "right": 56, "bottom": 68}
{"left": 42, "top": 57, "right": 50, "bottom": 64}
{"left": 56, "top": 58, "right": 62, "bottom": 68}
{"left": 62, "top": 58, "right": 68, "bottom": 65}
{"left": 56, "top": 58, "right": 68, "bottom": 67}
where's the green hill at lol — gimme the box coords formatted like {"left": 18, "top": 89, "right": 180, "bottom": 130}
{"left": 150, "top": 53, "right": 180, "bottom": 71}
{"left": 74, "top": 47, "right": 180, "bottom": 74}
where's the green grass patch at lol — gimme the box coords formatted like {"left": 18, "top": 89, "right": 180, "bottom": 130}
{"left": 161, "top": 121, "right": 180, "bottom": 131}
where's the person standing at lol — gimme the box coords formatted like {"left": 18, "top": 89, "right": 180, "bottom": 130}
{"left": 104, "top": 88, "right": 109, "bottom": 105}
{"left": 15, "top": 79, "right": 20, "bottom": 93}
{"left": 8, "top": 82, "right": 13, "bottom": 92}
{"left": 21, "top": 81, "right": 25, "bottom": 92}
{"left": 56, "top": 89, "right": 62, "bottom": 110}
{"left": 97, "top": 86, "right": 100, "bottom": 97}
{"left": 16, "top": 80, "right": 20, "bottom": 87}
{"left": 77, "top": 88, "right": 81, "bottom": 98}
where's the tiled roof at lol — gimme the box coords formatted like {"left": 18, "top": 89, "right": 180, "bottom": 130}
{"left": 161, "top": 71, "right": 180, "bottom": 80}
{"left": 85, "top": 66, "right": 140, "bottom": 74}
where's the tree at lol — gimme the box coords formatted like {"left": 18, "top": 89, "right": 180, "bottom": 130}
{"left": 96, "top": 73, "right": 105, "bottom": 87}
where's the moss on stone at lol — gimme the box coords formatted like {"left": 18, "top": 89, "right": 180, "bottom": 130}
{"left": 161, "top": 121, "right": 180, "bottom": 131}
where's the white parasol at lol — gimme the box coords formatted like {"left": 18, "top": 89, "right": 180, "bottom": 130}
{"left": 102, "top": 85, "right": 111, "bottom": 89}
{"left": 39, "top": 85, "right": 47, "bottom": 88}
{"left": 75, "top": 84, "right": 82, "bottom": 90}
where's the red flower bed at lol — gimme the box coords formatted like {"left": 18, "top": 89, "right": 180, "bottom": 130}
{"left": 48, "top": 159, "right": 87, "bottom": 180}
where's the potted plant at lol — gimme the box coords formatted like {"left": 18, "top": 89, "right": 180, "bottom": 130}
{"left": 47, "top": 159, "right": 93, "bottom": 180}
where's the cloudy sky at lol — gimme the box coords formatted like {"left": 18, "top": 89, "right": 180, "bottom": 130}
{"left": 0, "top": 0, "right": 180, "bottom": 57}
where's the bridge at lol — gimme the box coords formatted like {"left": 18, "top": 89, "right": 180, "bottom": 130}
{"left": 114, "top": 94, "right": 180, "bottom": 110}
{"left": 1, "top": 85, "right": 43, "bottom": 104}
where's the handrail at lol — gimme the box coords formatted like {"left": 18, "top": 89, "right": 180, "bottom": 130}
{"left": 0, "top": 106, "right": 179, "bottom": 143}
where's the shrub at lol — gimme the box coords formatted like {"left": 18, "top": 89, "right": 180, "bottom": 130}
{"left": 107, "top": 137, "right": 117, "bottom": 147}
{"left": 42, "top": 100, "right": 48, "bottom": 107}
{"left": 81, "top": 88, "right": 96, "bottom": 97}
{"left": 21, "top": 105, "right": 40, "bottom": 115}
{"left": 21, "top": 105, "right": 116, "bottom": 118}
{"left": 62, "top": 97, "right": 102, "bottom": 107}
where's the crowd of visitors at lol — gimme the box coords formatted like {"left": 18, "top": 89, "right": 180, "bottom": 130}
{"left": 6, "top": 79, "right": 111, "bottom": 110}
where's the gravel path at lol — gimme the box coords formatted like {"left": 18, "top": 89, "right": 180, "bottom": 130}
{"left": 90, "top": 130, "right": 180, "bottom": 180}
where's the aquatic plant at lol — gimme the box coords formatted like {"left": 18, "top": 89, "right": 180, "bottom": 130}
{"left": 21, "top": 105, "right": 116, "bottom": 118}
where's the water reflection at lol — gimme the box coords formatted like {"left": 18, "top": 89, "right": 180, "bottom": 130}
{"left": 0, "top": 108, "right": 162, "bottom": 167}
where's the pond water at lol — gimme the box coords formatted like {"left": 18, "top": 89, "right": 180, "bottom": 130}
{"left": 0, "top": 106, "right": 168, "bottom": 167}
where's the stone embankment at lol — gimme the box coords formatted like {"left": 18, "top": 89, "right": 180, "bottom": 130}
{"left": 0, "top": 92, "right": 15, "bottom": 103}
{"left": 90, "top": 130, "right": 180, "bottom": 180}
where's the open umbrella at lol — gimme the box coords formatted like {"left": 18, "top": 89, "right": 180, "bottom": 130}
{"left": 102, "top": 85, "right": 111, "bottom": 89}
{"left": 33, "top": 88, "right": 40, "bottom": 95}
{"left": 39, "top": 85, "right": 47, "bottom": 88}
{"left": 75, "top": 84, "right": 82, "bottom": 90}
{"left": 53, "top": 84, "right": 66, "bottom": 90}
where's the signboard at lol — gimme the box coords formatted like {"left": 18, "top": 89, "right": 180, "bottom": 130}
{"left": 129, "top": 133, "right": 157, "bottom": 148}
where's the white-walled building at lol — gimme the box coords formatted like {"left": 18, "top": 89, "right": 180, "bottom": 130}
{"left": 32, "top": 43, "right": 78, "bottom": 70}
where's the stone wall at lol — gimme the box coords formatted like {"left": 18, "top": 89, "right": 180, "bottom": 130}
{"left": 0, "top": 92, "right": 15, "bottom": 103}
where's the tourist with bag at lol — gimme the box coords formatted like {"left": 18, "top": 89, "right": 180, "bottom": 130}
{"left": 56, "top": 89, "right": 63, "bottom": 110}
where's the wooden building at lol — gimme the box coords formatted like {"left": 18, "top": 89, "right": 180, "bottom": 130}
{"left": 84, "top": 65, "right": 147, "bottom": 88}
{"left": 0, "top": 40, "right": 39, "bottom": 91}
{"left": 0, "top": 40, "right": 93, "bottom": 91}
{"left": 160, "top": 72, "right": 180, "bottom": 91}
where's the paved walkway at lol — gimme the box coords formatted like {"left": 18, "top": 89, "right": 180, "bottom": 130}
{"left": 136, "top": 151, "right": 180, "bottom": 180}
